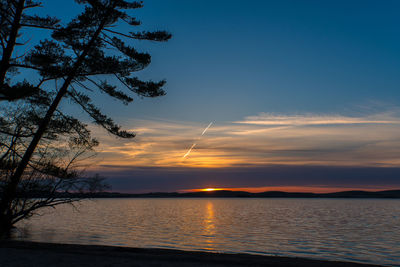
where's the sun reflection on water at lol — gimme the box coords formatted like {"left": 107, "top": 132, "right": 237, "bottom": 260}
{"left": 202, "top": 201, "right": 215, "bottom": 250}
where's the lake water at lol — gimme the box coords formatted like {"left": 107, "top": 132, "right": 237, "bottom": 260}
{"left": 12, "top": 198, "right": 400, "bottom": 266}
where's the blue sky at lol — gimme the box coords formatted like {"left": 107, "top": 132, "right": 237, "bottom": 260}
{"left": 27, "top": 0, "right": 400, "bottom": 192}
{"left": 39, "top": 0, "right": 400, "bottom": 121}
{"left": 129, "top": 0, "right": 400, "bottom": 122}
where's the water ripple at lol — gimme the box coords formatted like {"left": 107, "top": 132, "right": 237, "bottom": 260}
{"left": 13, "top": 198, "right": 400, "bottom": 266}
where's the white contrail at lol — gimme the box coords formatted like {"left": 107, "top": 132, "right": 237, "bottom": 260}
{"left": 182, "top": 122, "right": 213, "bottom": 159}
{"left": 201, "top": 122, "right": 213, "bottom": 135}
{"left": 183, "top": 143, "right": 196, "bottom": 158}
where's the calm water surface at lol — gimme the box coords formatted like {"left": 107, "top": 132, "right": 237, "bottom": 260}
{"left": 12, "top": 198, "right": 400, "bottom": 266}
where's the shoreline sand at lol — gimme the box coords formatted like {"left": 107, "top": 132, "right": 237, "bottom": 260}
{"left": 0, "top": 240, "right": 383, "bottom": 267}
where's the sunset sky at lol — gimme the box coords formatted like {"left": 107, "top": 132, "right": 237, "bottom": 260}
{"left": 38, "top": 0, "right": 400, "bottom": 192}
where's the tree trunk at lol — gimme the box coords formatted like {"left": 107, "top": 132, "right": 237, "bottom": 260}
{"left": 0, "top": 7, "right": 112, "bottom": 232}
{"left": 0, "top": 0, "right": 25, "bottom": 87}
{"left": 0, "top": 213, "right": 13, "bottom": 239}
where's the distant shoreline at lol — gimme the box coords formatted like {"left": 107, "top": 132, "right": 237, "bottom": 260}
{"left": 0, "top": 241, "right": 382, "bottom": 267}
{"left": 19, "top": 189, "right": 400, "bottom": 199}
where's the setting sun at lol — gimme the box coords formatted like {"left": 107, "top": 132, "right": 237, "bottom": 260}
{"left": 201, "top": 188, "right": 221, "bottom": 192}
{"left": 182, "top": 188, "right": 226, "bottom": 193}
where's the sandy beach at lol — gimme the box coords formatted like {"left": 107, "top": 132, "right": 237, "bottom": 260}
{"left": 0, "top": 241, "right": 383, "bottom": 267}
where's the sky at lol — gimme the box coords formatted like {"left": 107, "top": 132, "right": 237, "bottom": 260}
{"left": 30, "top": 0, "right": 400, "bottom": 192}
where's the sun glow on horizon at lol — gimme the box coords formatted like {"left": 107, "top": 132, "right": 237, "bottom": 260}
{"left": 201, "top": 188, "right": 222, "bottom": 192}
{"left": 182, "top": 186, "right": 395, "bottom": 194}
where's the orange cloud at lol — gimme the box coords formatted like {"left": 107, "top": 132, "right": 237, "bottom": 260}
{"left": 87, "top": 111, "right": 400, "bottom": 170}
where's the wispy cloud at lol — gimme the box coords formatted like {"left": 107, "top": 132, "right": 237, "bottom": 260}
{"left": 235, "top": 113, "right": 400, "bottom": 126}
{"left": 88, "top": 110, "right": 400, "bottom": 170}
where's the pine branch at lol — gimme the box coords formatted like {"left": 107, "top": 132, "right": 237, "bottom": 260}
{"left": 19, "top": 24, "right": 58, "bottom": 30}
